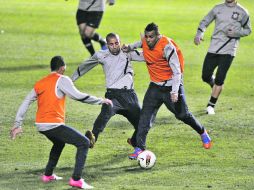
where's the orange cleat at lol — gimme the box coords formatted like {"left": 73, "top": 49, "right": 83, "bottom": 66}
{"left": 201, "top": 130, "right": 212, "bottom": 149}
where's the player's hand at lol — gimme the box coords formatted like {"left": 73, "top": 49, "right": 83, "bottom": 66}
{"left": 121, "top": 44, "right": 131, "bottom": 53}
{"left": 194, "top": 36, "right": 203, "bottom": 45}
{"left": 10, "top": 127, "right": 23, "bottom": 140}
{"left": 102, "top": 98, "right": 113, "bottom": 107}
{"left": 170, "top": 92, "right": 178, "bottom": 103}
{"left": 227, "top": 28, "right": 234, "bottom": 37}
{"left": 107, "top": 0, "right": 115, "bottom": 5}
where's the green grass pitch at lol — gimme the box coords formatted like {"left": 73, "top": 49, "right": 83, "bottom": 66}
{"left": 0, "top": 0, "right": 253, "bottom": 189}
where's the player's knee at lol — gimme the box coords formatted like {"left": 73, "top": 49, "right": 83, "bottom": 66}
{"left": 80, "top": 31, "right": 92, "bottom": 39}
{"left": 83, "top": 31, "right": 93, "bottom": 38}
{"left": 80, "top": 31, "right": 86, "bottom": 38}
{"left": 75, "top": 137, "right": 90, "bottom": 148}
{"left": 214, "top": 78, "right": 224, "bottom": 86}
{"left": 83, "top": 137, "right": 90, "bottom": 148}
{"left": 175, "top": 112, "right": 188, "bottom": 121}
{"left": 202, "top": 75, "right": 211, "bottom": 83}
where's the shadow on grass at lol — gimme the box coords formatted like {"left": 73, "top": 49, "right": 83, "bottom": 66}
{"left": 0, "top": 153, "right": 147, "bottom": 189}
{"left": 85, "top": 153, "right": 149, "bottom": 179}
{"left": 0, "top": 62, "right": 81, "bottom": 73}
{"left": 0, "top": 64, "right": 48, "bottom": 72}
{"left": 191, "top": 110, "right": 208, "bottom": 117}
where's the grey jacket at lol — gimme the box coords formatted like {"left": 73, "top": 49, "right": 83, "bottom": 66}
{"left": 71, "top": 50, "right": 144, "bottom": 89}
{"left": 78, "top": 0, "right": 115, "bottom": 11}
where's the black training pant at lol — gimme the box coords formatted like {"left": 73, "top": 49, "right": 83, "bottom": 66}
{"left": 136, "top": 83, "right": 205, "bottom": 150}
{"left": 40, "top": 125, "right": 90, "bottom": 180}
{"left": 92, "top": 89, "right": 141, "bottom": 147}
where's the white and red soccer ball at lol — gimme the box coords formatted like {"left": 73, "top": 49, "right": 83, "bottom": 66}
{"left": 137, "top": 150, "right": 156, "bottom": 169}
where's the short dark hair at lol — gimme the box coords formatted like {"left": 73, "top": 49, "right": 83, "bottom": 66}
{"left": 50, "top": 56, "right": 65, "bottom": 71}
{"left": 106, "top": 33, "right": 119, "bottom": 43}
{"left": 145, "top": 22, "right": 159, "bottom": 35}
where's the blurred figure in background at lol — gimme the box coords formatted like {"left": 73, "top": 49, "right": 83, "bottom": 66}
{"left": 76, "top": 0, "right": 115, "bottom": 56}
{"left": 194, "top": 0, "right": 251, "bottom": 114}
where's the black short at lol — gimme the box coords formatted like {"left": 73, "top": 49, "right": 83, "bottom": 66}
{"left": 76, "top": 9, "right": 103, "bottom": 28}
{"left": 202, "top": 53, "right": 234, "bottom": 85}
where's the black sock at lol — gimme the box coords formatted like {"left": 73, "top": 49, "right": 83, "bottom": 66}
{"left": 207, "top": 96, "right": 217, "bottom": 108}
{"left": 92, "top": 33, "right": 106, "bottom": 47}
{"left": 82, "top": 37, "right": 95, "bottom": 56}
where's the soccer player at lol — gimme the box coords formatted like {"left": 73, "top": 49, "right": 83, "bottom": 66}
{"left": 122, "top": 23, "right": 212, "bottom": 159}
{"left": 194, "top": 0, "right": 251, "bottom": 114}
{"left": 71, "top": 33, "right": 144, "bottom": 147}
{"left": 10, "top": 56, "right": 112, "bottom": 189}
{"left": 76, "top": 0, "right": 115, "bottom": 56}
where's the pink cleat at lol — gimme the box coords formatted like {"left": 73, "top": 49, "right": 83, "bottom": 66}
{"left": 41, "top": 174, "right": 63, "bottom": 183}
{"left": 69, "top": 178, "right": 94, "bottom": 189}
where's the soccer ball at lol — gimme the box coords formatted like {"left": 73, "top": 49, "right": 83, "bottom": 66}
{"left": 137, "top": 150, "right": 156, "bottom": 169}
